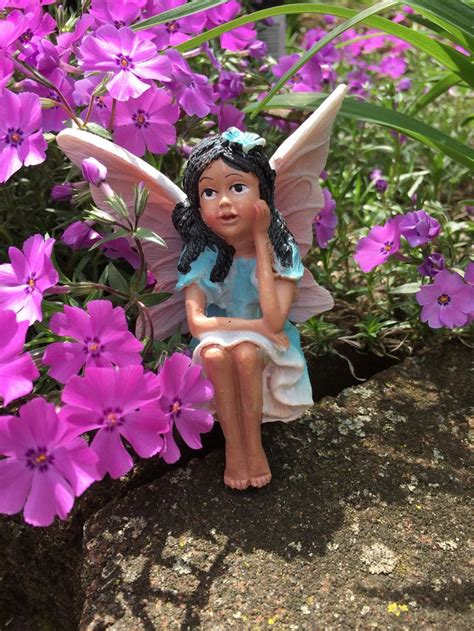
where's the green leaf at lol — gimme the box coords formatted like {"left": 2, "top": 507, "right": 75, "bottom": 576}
{"left": 132, "top": 0, "right": 227, "bottom": 31}
{"left": 408, "top": 73, "right": 463, "bottom": 115}
{"left": 84, "top": 122, "right": 112, "bottom": 140}
{"left": 390, "top": 282, "right": 422, "bottom": 294}
{"left": 176, "top": 3, "right": 474, "bottom": 89}
{"left": 245, "top": 94, "right": 474, "bottom": 169}
{"left": 107, "top": 263, "right": 130, "bottom": 295}
{"left": 85, "top": 206, "right": 116, "bottom": 224}
{"left": 139, "top": 292, "right": 171, "bottom": 307}
{"left": 134, "top": 227, "right": 167, "bottom": 247}
{"left": 89, "top": 228, "right": 130, "bottom": 250}
{"left": 403, "top": 0, "right": 474, "bottom": 49}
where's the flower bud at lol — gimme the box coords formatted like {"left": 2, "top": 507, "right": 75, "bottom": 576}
{"left": 81, "top": 157, "right": 107, "bottom": 186}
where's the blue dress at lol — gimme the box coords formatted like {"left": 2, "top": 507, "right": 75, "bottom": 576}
{"left": 176, "top": 245, "right": 313, "bottom": 423}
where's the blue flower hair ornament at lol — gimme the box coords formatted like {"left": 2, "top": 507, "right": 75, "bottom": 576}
{"left": 221, "top": 127, "right": 266, "bottom": 153}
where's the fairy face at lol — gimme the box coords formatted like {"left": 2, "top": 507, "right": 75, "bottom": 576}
{"left": 198, "top": 158, "right": 261, "bottom": 247}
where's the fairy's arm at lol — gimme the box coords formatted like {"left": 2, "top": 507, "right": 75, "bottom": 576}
{"left": 184, "top": 283, "right": 289, "bottom": 347}
{"left": 253, "top": 201, "right": 296, "bottom": 333}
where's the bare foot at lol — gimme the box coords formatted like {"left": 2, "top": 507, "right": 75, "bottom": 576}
{"left": 224, "top": 443, "right": 249, "bottom": 490}
{"left": 247, "top": 445, "right": 272, "bottom": 488}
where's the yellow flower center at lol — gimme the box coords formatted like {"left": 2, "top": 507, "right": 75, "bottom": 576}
{"left": 27, "top": 277, "right": 35, "bottom": 287}
{"left": 136, "top": 113, "right": 145, "bottom": 125}
{"left": 107, "top": 412, "right": 118, "bottom": 425}
{"left": 120, "top": 57, "right": 129, "bottom": 68}
{"left": 438, "top": 293, "right": 450, "bottom": 305}
{"left": 35, "top": 453, "right": 47, "bottom": 464}
{"left": 11, "top": 132, "right": 21, "bottom": 144}
{"left": 172, "top": 401, "right": 181, "bottom": 415}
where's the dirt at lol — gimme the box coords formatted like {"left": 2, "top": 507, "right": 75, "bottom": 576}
{"left": 1, "top": 340, "right": 472, "bottom": 630}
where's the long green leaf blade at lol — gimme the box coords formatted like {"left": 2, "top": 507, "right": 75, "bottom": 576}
{"left": 408, "top": 73, "right": 463, "bottom": 115}
{"left": 403, "top": 0, "right": 474, "bottom": 46}
{"left": 175, "top": 4, "right": 474, "bottom": 89}
{"left": 245, "top": 94, "right": 474, "bottom": 169}
{"left": 131, "top": 0, "right": 227, "bottom": 31}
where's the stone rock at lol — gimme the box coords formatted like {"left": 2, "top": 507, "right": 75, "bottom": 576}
{"left": 78, "top": 342, "right": 473, "bottom": 630}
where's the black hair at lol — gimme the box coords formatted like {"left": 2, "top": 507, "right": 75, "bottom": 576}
{"left": 172, "top": 132, "right": 296, "bottom": 283}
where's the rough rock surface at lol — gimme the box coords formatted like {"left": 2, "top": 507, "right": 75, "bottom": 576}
{"left": 79, "top": 342, "right": 473, "bottom": 630}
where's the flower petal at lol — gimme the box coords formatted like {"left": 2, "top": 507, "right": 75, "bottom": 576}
{"left": 0, "top": 458, "right": 32, "bottom": 515}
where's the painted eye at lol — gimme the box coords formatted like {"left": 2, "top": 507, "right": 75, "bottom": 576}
{"left": 231, "top": 183, "right": 249, "bottom": 194}
{"left": 201, "top": 188, "right": 217, "bottom": 199}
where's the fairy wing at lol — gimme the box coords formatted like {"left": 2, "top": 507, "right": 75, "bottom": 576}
{"left": 56, "top": 128, "right": 189, "bottom": 339}
{"left": 269, "top": 84, "right": 347, "bottom": 322}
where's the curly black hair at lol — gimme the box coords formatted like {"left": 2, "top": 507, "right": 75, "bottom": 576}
{"left": 172, "top": 132, "right": 296, "bottom": 283}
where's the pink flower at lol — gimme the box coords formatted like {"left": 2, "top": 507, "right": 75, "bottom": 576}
{"left": 43, "top": 300, "right": 143, "bottom": 383}
{"left": 0, "top": 398, "right": 99, "bottom": 527}
{"left": 157, "top": 353, "right": 214, "bottom": 464}
{"left": 60, "top": 366, "right": 168, "bottom": 479}
{"left": 354, "top": 218, "right": 401, "bottom": 272}
{"left": 79, "top": 24, "right": 171, "bottom": 101}
{"left": 0, "top": 90, "right": 47, "bottom": 183}
{"left": 0, "top": 234, "right": 59, "bottom": 325}
{"left": 114, "top": 86, "right": 179, "bottom": 157}
{"left": 416, "top": 270, "right": 474, "bottom": 329}
{"left": 0, "top": 310, "right": 39, "bottom": 406}
{"left": 89, "top": 0, "right": 144, "bottom": 29}
{"left": 313, "top": 188, "right": 337, "bottom": 248}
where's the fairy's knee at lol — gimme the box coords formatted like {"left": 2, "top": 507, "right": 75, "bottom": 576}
{"left": 201, "top": 344, "right": 230, "bottom": 368}
{"left": 231, "top": 342, "right": 263, "bottom": 370}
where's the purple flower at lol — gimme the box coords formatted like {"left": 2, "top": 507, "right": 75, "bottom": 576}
{"left": 398, "top": 77, "right": 412, "bottom": 91}
{"left": 216, "top": 103, "right": 245, "bottom": 132}
{"left": 370, "top": 168, "right": 388, "bottom": 193}
{"left": 60, "top": 366, "right": 168, "bottom": 479}
{"left": 371, "top": 55, "right": 407, "bottom": 80}
{"left": 62, "top": 221, "right": 102, "bottom": 250}
{"left": 418, "top": 253, "right": 445, "bottom": 278}
{"left": 51, "top": 183, "right": 74, "bottom": 202}
{"left": 0, "top": 234, "right": 59, "bottom": 325}
{"left": 216, "top": 70, "right": 244, "bottom": 101}
{"left": 205, "top": 1, "right": 256, "bottom": 52}
{"left": 0, "top": 397, "right": 99, "bottom": 527}
{"left": 81, "top": 157, "right": 108, "bottom": 186}
{"left": 465, "top": 261, "right": 474, "bottom": 286}
{"left": 145, "top": 0, "right": 206, "bottom": 50}
{"left": 101, "top": 236, "right": 140, "bottom": 268}
{"left": 354, "top": 218, "right": 401, "bottom": 272}
{"left": 43, "top": 300, "right": 143, "bottom": 383}
{"left": 21, "top": 69, "right": 74, "bottom": 132}
{"left": 157, "top": 353, "right": 214, "bottom": 464}
{"left": 0, "top": 90, "right": 47, "bottom": 183}
{"left": 416, "top": 270, "right": 474, "bottom": 329}
{"left": 313, "top": 188, "right": 337, "bottom": 248}
{"left": 0, "top": 310, "right": 39, "bottom": 406}
{"left": 399, "top": 210, "right": 440, "bottom": 247}
{"left": 165, "top": 49, "right": 214, "bottom": 117}
{"left": 114, "top": 87, "right": 179, "bottom": 157}
{"left": 79, "top": 25, "right": 171, "bottom": 101}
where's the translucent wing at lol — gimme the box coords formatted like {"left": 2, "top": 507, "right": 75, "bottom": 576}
{"left": 270, "top": 84, "right": 347, "bottom": 322}
{"left": 56, "top": 128, "right": 188, "bottom": 339}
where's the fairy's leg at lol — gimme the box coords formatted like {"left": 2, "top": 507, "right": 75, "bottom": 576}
{"left": 231, "top": 342, "right": 271, "bottom": 488}
{"left": 200, "top": 344, "right": 249, "bottom": 490}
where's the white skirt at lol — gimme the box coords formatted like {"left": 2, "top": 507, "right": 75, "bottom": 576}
{"left": 191, "top": 329, "right": 313, "bottom": 424}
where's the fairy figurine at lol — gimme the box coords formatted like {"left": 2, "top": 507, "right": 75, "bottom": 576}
{"left": 57, "top": 84, "right": 347, "bottom": 490}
